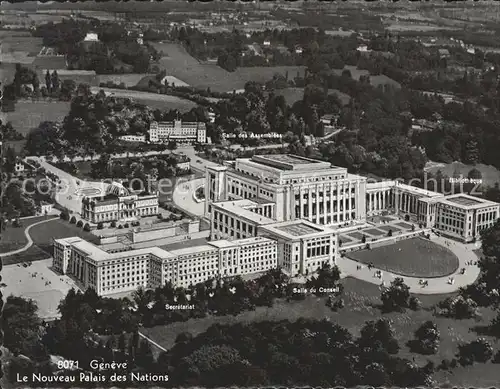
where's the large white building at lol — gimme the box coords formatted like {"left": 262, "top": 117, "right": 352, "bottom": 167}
{"left": 53, "top": 236, "right": 278, "bottom": 295}
{"left": 205, "top": 154, "right": 367, "bottom": 226}
{"left": 55, "top": 154, "right": 500, "bottom": 297}
{"left": 149, "top": 120, "right": 207, "bottom": 144}
{"left": 81, "top": 182, "right": 159, "bottom": 224}
{"left": 206, "top": 154, "right": 500, "bottom": 244}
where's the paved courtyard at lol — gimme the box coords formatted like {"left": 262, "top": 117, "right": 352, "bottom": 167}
{"left": 340, "top": 216, "right": 419, "bottom": 246}
{"left": 172, "top": 178, "right": 205, "bottom": 217}
{"left": 2, "top": 258, "right": 80, "bottom": 319}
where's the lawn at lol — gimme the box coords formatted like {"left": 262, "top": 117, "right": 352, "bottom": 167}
{"left": 347, "top": 237, "right": 460, "bottom": 277}
{"left": 348, "top": 231, "right": 366, "bottom": 240}
{"left": 339, "top": 235, "right": 354, "bottom": 244}
{"left": 6, "top": 100, "right": 70, "bottom": 137}
{"left": 0, "top": 216, "right": 51, "bottom": 253}
{"left": 140, "top": 276, "right": 500, "bottom": 386}
{"left": 89, "top": 87, "right": 196, "bottom": 111}
{"left": 1, "top": 245, "right": 51, "bottom": 265}
{"left": 364, "top": 228, "right": 385, "bottom": 236}
{"left": 151, "top": 42, "right": 307, "bottom": 93}
{"left": 274, "top": 87, "right": 351, "bottom": 106}
{"left": 235, "top": 66, "right": 306, "bottom": 86}
{"left": 29, "top": 218, "right": 99, "bottom": 254}
{"left": 0, "top": 33, "right": 43, "bottom": 57}
{"left": 377, "top": 224, "right": 401, "bottom": 233}
{"left": 395, "top": 222, "right": 413, "bottom": 229}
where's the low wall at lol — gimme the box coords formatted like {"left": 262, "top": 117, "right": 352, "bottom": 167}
{"left": 340, "top": 229, "right": 431, "bottom": 254}
{"left": 131, "top": 229, "right": 210, "bottom": 249}
{"left": 128, "top": 225, "right": 178, "bottom": 243}
{"left": 98, "top": 236, "right": 118, "bottom": 245}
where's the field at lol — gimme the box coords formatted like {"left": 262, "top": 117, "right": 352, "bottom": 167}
{"left": 0, "top": 216, "right": 50, "bottom": 253}
{"left": 385, "top": 23, "right": 459, "bottom": 32}
{"left": 0, "top": 34, "right": 43, "bottom": 56}
{"left": 425, "top": 161, "right": 500, "bottom": 188}
{"left": 29, "top": 218, "right": 99, "bottom": 253}
{"left": 140, "top": 276, "right": 500, "bottom": 387}
{"left": 0, "top": 30, "right": 41, "bottom": 64}
{"left": 1, "top": 217, "right": 99, "bottom": 265}
{"left": 151, "top": 42, "right": 306, "bottom": 93}
{"left": 347, "top": 237, "right": 459, "bottom": 277}
{"left": 5, "top": 100, "right": 70, "bottom": 136}
{"left": 273, "top": 86, "right": 351, "bottom": 106}
{"left": 90, "top": 87, "right": 197, "bottom": 111}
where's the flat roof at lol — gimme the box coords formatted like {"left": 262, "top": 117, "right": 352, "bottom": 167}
{"left": 261, "top": 219, "right": 333, "bottom": 240}
{"left": 447, "top": 196, "right": 482, "bottom": 206}
{"left": 209, "top": 236, "right": 275, "bottom": 249}
{"left": 396, "top": 182, "right": 444, "bottom": 198}
{"left": 212, "top": 200, "right": 275, "bottom": 225}
{"left": 275, "top": 223, "right": 323, "bottom": 237}
{"left": 439, "top": 193, "right": 499, "bottom": 210}
{"left": 169, "top": 245, "right": 217, "bottom": 256}
{"left": 250, "top": 154, "right": 333, "bottom": 171}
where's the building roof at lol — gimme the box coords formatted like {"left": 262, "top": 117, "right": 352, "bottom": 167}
{"left": 261, "top": 219, "right": 333, "bottom": 240}
{"left": 55, "top": 237, "right": 177, "bottom": 262}
{"left": 209, "top": 236, "right": 275, "bottom": 249}
{"left": 251, "top": 154, "right": 328, "bottom": 171}
{"left": 396, "top": 182, "right": 444, "bottom": 198}
{"left": 169, "top": 245, "right": 217, "bottom": 256}
{"left": 438, "top": 193, "right": 499, "bottom": 210}
{"left": 106, "top": 182, "right": 130, "bottom": 197}
{"left": 212, "top": 199, "right": 275, "bottom": 225}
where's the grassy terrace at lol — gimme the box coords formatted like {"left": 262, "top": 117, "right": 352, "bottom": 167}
{"left": 347, "top": 237, "right": 460, "bottom": 278}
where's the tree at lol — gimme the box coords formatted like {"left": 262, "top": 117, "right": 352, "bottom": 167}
{"left": 45, "top": 70, "right": 51, "bottom": 92}
{"left": 2, "top": 296, "right": 48, "bottom": 361}
{"left": 136, "top": 339, "right": 154, "bottom": 368}
{"left": 380, "top": 277, "right": 410, "bottom": 312}
{"left": 458, "top": 338, "right": 493, "bottom": 365}
{"left": 51, "top": 71, "right": 60, "bottom": 91}
{"left": 438, "top": 295, "right": 478, "bottom": 319}
{"left": 167, "top": 140, "right": 178, "bottom": 153}
{"left": 409, "top": 321, "right": 440, "bottom": 354}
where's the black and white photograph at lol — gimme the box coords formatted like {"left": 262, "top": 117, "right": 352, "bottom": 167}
{"left": 1, "top": 0, "right": 500, "bottom": 387}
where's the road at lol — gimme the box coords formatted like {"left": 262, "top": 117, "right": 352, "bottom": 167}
{"left": 0, "top": 217, "right": 59, "bottom": 258}
{"left": 338, "top": 234, "right": 481, "bottom": 294}
{"left": 33, "top": 157, "right": 110, "bottom": 214}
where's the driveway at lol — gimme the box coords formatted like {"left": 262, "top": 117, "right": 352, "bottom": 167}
{"left": 338, "top": 234, "right": 481, "bottom": 294}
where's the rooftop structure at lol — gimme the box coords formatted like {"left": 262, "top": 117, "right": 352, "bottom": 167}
{"left": 260, "top": 219, "right": 331, "bottom": 240}
{"left": 439, "top": 193, "right": 498, "bottom": 210}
